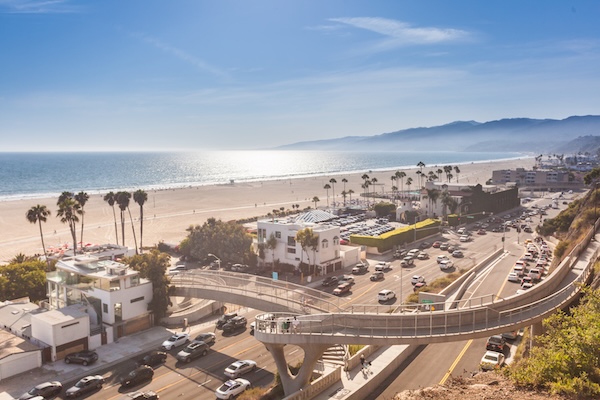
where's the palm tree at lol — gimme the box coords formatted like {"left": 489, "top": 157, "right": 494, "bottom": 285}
{"left": 454, "top": 166, "right": 461, "bottom": 183}
{"left": 56, "top": 198, "right": 81, "bottom": 254}
{"left": 437, "top": 168, "right": 443, "bottom": 181}
{"left": 341, "top": 178, "right": 348, "bottom": 205}
{"left": 323, "top": 184, "right": 331, "bottom": 209}
{"left": 348, "top": 189, "right": 354, "bottom": 204}
{"left": 295, "top": 227, "right": 319, "bottom": 276}
{"left": 133, "top": 189, "right": 148, "bottom": 252}
{"left": 312, "top": 196, "right": 320, "bottom": 209}
{"left": 417, "top": 161, "right": 426, "bottom": 187}
{"left": 74, "top": 191, "right": 89, "bottom": 247}
{"left": 104, "top": 192, "right": 119, "bottom": 244}
{"left": 396, "top": 171, "right": 406, "bottom": 198}
{"left": 26, "top": 204, "right": 51, "bottom": 269}
{"left": 115, "top": 191, "right": 131, "bottom": 247}
{"left": 371, "top": 177, "right": 378, "bottom": 198}
{"left": 266, "top": 233, "right": 278, "bottom": 273}
{"left": 416, "top": 170, "right": 423, "bottom": 188}
{"left": 444, "top": 165, "right": 453, "bottom": 182}
{"left": 406, "top": 177, "right": 413, "bottom": 199}
{"left": 425, "top": 188, "right": 440, "bottom": 216}
{"left": 329, "top": 178, "right": 337, "bottom": 208}
{"left": 57, "top": 191, "right": 73, "bottom": 205}
{"left": 391, "top": 186, "right": 398, "bottom": 204}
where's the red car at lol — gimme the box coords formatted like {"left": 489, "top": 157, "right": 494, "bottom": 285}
{"left": 432, "top": 241, "right": 441, "bottom": 248}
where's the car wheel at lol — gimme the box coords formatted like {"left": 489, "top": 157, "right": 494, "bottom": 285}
{"left": 65, "top": 358, "right": 71, "bottom": 364}
{"left": 185, "top": 357, "right": 191, "bottom": 363}
{"left": 83, "top": 360, "right": 88, "bottom": 366}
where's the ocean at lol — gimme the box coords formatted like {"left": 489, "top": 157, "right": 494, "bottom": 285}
{"left": 0, "top": 150, "right": 525, "bottom": 201}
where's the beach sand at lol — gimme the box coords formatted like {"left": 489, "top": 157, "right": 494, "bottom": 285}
{"left": 1, "top": 157, "right": 535, "bottom": 263}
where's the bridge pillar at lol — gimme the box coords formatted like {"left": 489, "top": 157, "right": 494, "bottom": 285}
{"left": 265, "top": 342, "right": 329, "bottom": 396}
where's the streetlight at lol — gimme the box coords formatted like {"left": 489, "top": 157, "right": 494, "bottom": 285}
{"left": 207, "top": 253, "right": 221, "bottom": 269}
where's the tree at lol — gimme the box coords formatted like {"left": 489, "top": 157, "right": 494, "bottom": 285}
{"left": 329, "top": 178, "right": 337, "bottom": 208}
{"left": 295, "top": 227, "right": 318, "bottom": 276}
{"left": 0, "top": 260, "right": 47, "bottom": 302}
{"left": 26, "top": 204, "right": 51, "bottom": 269}
{"left": 116, "top": 191, "right": 138, "bottom": 251}
{"left": 406, "top": 177, "right": 413, "bottom": 198}
{"left": 371, "top": 177, "right": 378, "bottom": 198}
{"left": 74, "top": 191, "right": 89, "bottom": 247}
{"left": 312, "top": 196, "right": 320, "bottom": 209}
{"left": 417, "top": 161, "right": 426, "bottom": 186}
{"left": 104, "top": 191, "right": 119, "bottom": 244}
{"left": 348, "top": 189, "right": 354, "bottom": 204}
{"left": 436, "top": 168, "right": 443, "bottom": 181}
{"left": 185, "top": 217, "right": 254, "bottom": 265}
{"left": 133, "top": 189, "right": 148, "bottom": 252}
{"left": 57, "top": 197, "right": 81, "bottom": 254}
{"left": 396, "top": 171, "right": 406, "bottom": 198}
{"left": 453, "top": 166, "right": 461, "bottom": 182}
{"left": 424, "top": 188, "right": 440, "bottom": 216}
{"left": 266, "top": 233, "right": 278, "bottom": 272}
{"left": 125, "top": 250, "right": 172, "bottom": 323}
{"left": 341, "top": 178, "right": 348, "bottom": 206}
{"left": 361, "top": 173, "right": 370, "bottom": 205}
{"left": 323, "top": 184, "right": 331, "bottom": 209}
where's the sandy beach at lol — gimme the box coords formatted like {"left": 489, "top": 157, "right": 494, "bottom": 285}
{"left": 1, "top": 157, "right": 535, "bottom": 263}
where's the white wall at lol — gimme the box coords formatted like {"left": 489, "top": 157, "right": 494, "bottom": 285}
{"left": 98, "top": 281, "right": 153, "bottom": 323}
{"left": 31, "top": 312, "right": 89, "bottom": 348}
{"left": 0, "top": 351, "right": 41, "bottom": 380}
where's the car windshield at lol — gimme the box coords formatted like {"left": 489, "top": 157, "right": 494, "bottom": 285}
{"left": 219, "top": 381, "right": 235, "bottom": 391}
{"left": 167, "top": 336, "right": 176, "bottom": 342}
{"left": 484, "top": 354, "right": 498, "bottom": 361}
{"left": 75, "top": 379, "right": 87, "bottom": 388}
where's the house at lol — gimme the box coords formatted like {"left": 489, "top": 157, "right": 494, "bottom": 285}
{"left": 256, "top": 211, "right": 359, "bottom": 276}
{"left": 44, "top": 244, "right": 154, "bottom": 356}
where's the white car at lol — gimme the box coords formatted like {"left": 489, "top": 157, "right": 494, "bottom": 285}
{"left": 215, "top": 378, "right": 251, "bottom": 399}
{"left": 480, "top": 351, "right": 505, "bottom": 371}
{"left": 417, "top": 252, "right": 429, "bottom": 260}
{"left": 439, "top": 259, "right": 453, "bottom": 270}
{"left": 436, "top": 255, "right": 449, "bottom": 264}
{"left": 459, "top": 235, "right": 470, "bottom": 242}
{"left": 374, "top": 262, "right": 391, "bottom": 272}
{"left": 160, "top": 333, "right": 189, "bottom": 351}
{"left": 410, "top": 275, "right": 425, "bottom": 285}
{"left": 507, "top": 272, "right": 521, "bottom": 282}
{"left": 338, "top": 275, "right": 355, "bottom": 284}
{"left": 224, "top": 359, "right": 257, "bottom": 378}
{"left": 377, "top": 289, "right": 396, "bottom": 302}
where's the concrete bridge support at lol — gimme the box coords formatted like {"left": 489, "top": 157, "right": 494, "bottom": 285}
{"left": 265, "top": 342, "right": 330, "bottom": 396}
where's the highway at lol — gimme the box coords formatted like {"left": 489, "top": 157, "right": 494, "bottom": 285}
{"left": 58, "top": 193, "right": 572, "bottom": 399}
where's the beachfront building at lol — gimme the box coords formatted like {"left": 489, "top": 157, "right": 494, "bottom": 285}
{"left": 491, "top": 167, "right": 570, "bottom": 187}
{"left": 420, "top": 181, "right": 519, "bottom": 218}
{"left": 256, "top": 211, "right": 360, "bottom": 276}
{"left": 44, "top": 244, "right": 154, "bottom": 357}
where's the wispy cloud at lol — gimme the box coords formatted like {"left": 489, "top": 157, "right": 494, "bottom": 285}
{"left": 330, "top": 17, "right": 470, "bottom": 47}
{"left": 134, "top": 33, "right": 230, "bottom": 81}
{"left": 0, "top": 0, "right": 81, "bottom": 14}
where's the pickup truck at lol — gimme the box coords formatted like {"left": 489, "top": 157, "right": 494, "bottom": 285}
{"left": 400, "top": 257, "right": 414, "bottom": 267}
{"left": 351, "top": 264, "right": 368, "bottom": 274}
{"left": 374, "top": 262, "right": 391, "bottom": 272}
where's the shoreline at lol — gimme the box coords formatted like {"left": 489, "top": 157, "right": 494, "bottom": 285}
{"left": 0, "top": 157, "right": 535, "bottom": 263}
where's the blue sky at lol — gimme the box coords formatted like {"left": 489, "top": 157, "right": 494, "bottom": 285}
{"left": 1, "top": 0, "right": 599, "bottom": 151}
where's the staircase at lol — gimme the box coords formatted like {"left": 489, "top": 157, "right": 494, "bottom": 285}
{"left": 320, "top": 344, "right": 347, "bottom": 368}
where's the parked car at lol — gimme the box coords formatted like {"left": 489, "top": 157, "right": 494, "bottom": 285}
{"left": 137, "top": 351, "right": 167, "bottom": 368}
{"left": 480, "top": 350, "right": 505, "bottom": 371}
{"left": 64, "top": 350, "right": 98, "bottom": 366}
{"left": 370, "top": 271, "right": 384, "bottom": 281}
{"left": 216, "top": 313, "right": 238, "bottom": 329}
{"left": 224, "top": 360, "right": 257, "bottom": 378}
{"left": 417, "top": 252, "right": 429, "bottom": 260}
{"left": 419, "top": 241, "right": 431, "bottom": 249}
{"left": 393, "top": 249, "right": 408, "bottom": 258}
{"left": 65, "top": 375, "right": 105, "bottom": 398}
{"left": 333, "top": 282, "right": 352, "bottom": 296}
{"left": 176, "top": 341, "right": 210, "bottom": 363}
{"left": 125, "top": 391, "right": 159, "bottom": 400}
{"left": 194, "top": 332, "right": 216, "bottom": 346}
{"left": 120, "top": 365, "right": 154, "bottom": 387}
{"left": 486, "top": 335, "right": 506, "bottom": 352}
{"left": 377, "top": 289, "right": 396, "bottom": 302}
{"left": 215, "top": 378, "right": 251, "bottom": 400}
{"left": 410, "top": 275, "right": 425, "bottom": 285}
{"left": 222, "top": 316, "right": 248, "bottom": 334}
{"left": 19, "top": 381, "right": 63, "bottom": 400}
{"left": 321, "top": 276, "right": 339, "bottom": 287}
{"left": 502, "top": 330, "right": 519, "bottom": 340}
{"left": 477, "top": 229, "right": 486, "bottom": 235}
{"left": 160, "top": 333, "right": 189, "bottom": 351}
{"left": 407, "top": 249, "right": 420, "bottom": 257}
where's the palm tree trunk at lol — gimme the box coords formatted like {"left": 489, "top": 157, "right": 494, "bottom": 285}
{"left": 127, "top": 208, "right": 139, "bottom": 254}
{"left": 139, "top": 206, "right": 144, "bottom": 252}
{"left": 112, "top": 206, "right": 119, "bottom": 244}
{"left": 80, "top": 213, "right": 85, "bottom": 247}
{"left": 121, "top": 211, "right": 126, "bottom": 246}
{"left": 38, "top": 221, "right": 50, "bottom": 270}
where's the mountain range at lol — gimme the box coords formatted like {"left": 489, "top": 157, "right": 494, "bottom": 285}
{"left": 276, "top": 115, "right": 600, "bottom": 153}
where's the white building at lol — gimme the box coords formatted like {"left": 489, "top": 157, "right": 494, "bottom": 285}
{"left": 256, "top": 211, "right": 360, "bottom": 275}
{"left": 45, "top": 244, "right": 153, "bottom": 356}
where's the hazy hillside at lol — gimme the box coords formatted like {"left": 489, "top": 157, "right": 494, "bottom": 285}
{"left": 276, "top": 115, "right": 600, "bottom": 153}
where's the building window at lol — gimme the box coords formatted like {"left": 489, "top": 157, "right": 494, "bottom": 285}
{"left": 287, "top": 236, "right": 296, "bottom": 246}
{"left": 130, "top": 296, "right": 144, "bottom": 303}
{"left": 322, "top": 239, "right": 329, "bottom": 249}
{"left": 103, "top": 303, "right": 108, "bottom": 313}
{"left": 62, "top": 321, "right": 79, "bottom": 329}
{"left": 333, "top": 236, "right": 339, "bottom": 246}
{"left": 287, "top": 247, "right": 296, "bottom": 254}
{"left": 275, "top": 231, "right": 281, "bottom": 239}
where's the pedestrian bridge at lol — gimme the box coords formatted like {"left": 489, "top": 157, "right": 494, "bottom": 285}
{"left": 171, "top": 227, "right": 599, "bottom": 395}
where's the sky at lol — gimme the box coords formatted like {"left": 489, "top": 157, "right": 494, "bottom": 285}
{"left": 1, "top": 0, "right": 599, "bottom": 152}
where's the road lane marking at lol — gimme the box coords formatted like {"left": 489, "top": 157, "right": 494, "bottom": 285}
{"left": 439, "top": 339, "right": 472, "bottom": 385}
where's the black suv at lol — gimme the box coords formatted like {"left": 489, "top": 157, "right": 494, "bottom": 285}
{"left": 216, "top": 312, "right": 238, "bottom": 329}
{"left": 176, "top": 340, "right": 210, "bottom": 363}
{"left": 486, "top": 334, "right": 506, "bottom": 352}
{"left": 137, "top": 351, "right": 167, "bottom": 368}
{"left": 64, "top": 350, "right": 98, "bottom": 366}
{"left": 120, "top": 365, "right": 154, "bottom": 387}
{"left": 222, "top": 316, "right": 247, "bottom": 333}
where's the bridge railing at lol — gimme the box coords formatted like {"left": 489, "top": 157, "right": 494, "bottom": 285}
{"left": 172, "top": 270, "right": 343, "bottom": 313}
